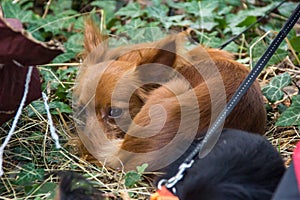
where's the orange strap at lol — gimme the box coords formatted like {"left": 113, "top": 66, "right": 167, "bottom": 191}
{"left": 150, "top": 186, "right": 179, "bottom": 200}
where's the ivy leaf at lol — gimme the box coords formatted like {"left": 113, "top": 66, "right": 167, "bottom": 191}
{"left": 146, "top": 6, "right": 168, "bottom": 21}
{"left": 50, "top": 101, "right": 72, "bottom": 114}
{"left": 227, "top": 3, "right": 276, "bottom": 29}
{"left": 40, "top": 13, "right": 77, "bottom": 36}
{"left": 184, "top": 1, "right": 217, "bottom": 17}
{"left": 115, "top": 3, "right": 145, "bottom": 19}
{"left": 25, "top": 182, "right": 57, "bottom": 197}
{"left": 136, "top": 163, "right": 148, "bottom": 174}
{"left": 262, "top": 73, "right": 292, "bottom": 103}
{"left": 124, "top": 171, "right": 142, "bottom": 188}
{"left": 124, "top": 164, "right": 148, "bottom": 188}
{"left": 125, "top": 27, "right": 166, "bottom": 44}
{"left": 1, "top": 0, "right": 34, "bottom": 23}
{"left": 185, "top": 1, "right": 218, "bottom": 31}
{"left": 125, "top": 18, "right": 148, "bottom": 32}
{"left": 250, "top": 37, "right": 288, "bottom": 66}
{"left": 49, "top": 0, "right": 74, "bottom": 14}
{"left": 51, "top": 30, "right": 83, "bottom": 63}
{"left": 268, "top": 48, "right": 289, "bottom": 65}
{"left": 15, "top": 163, "right": 44, "bottom": 185}
{"left": 27, "top": 101, "right": 72, "bottom": 117}
{"left": 278, "top": 2, "right": 299, "bottom": 18}
{"left": 65, "top": 33, "right": 84, "bottom": 53}
{"left": 91, "top": 0, "right": 117, "bottom": 23}
{"left": 290, "top": 36, "right": 300, "bottom": 52}
{"left": 52, "top": 52, "right": 77, "bottom": 63}
{"left": 13, "top": 146, "right": 32, "bottom": 161}
{"left": 276, "top": 95, "right": 300, "bottom": 126}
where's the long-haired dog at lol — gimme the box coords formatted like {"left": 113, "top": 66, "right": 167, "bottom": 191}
{"left": 73, "top": 19, "right": 267, "bottom": 171}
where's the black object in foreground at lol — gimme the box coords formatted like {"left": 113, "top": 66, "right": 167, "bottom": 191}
{"left": 51, "top": 171, "right": 104, "bottom": 200}
{"left": 157, "top": 129, "right": 285, "bottom": 200}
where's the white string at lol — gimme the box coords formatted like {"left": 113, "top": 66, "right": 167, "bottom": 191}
{"left": 0, "top": 66, "right": 33, "bottom": 176}
{"left": 42, "top": 92, "right": 61, "bottom": 149}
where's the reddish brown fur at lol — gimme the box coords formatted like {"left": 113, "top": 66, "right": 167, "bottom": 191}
{"left": 74, "top": 20, "right": 266, "bottom": 170}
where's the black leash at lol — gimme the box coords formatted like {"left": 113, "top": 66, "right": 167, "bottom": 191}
{"left": 219, "top": 0, "right": 287, "bottom": 49}
{"left": 158, "top": 2, "right": 300, "bottom": 193}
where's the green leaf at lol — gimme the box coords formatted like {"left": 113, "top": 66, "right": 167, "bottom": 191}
{"left": 184, "top": 1, "right": 218, "bottom": 31}
{"left": 130, "top": 27, "right": 166, "bottom": 44}
{"left": 115, "top": 3, "right": 145, "bottom": 18}
{"left": 39, "top": 13, "right": 77, "bottom": 36}
{"left": 184, "top": 1, "right": 217, "bottom": 17}
{"left": 123, "top": 18, "right": 148, "bottom": 33}
{"left": 226, "top": 3, "right": 277, "bottom": 31}
{"left": 200, "top": 32, "right": 222, "bottom": 48}
{"left": 124, "top": 164, "right": 148, "bottom": 188}
{"left": 198, "top": 1, "right": 218, "bottom": 18}
{"left": 12, "top": 146, "right": 32, "bottom": 161}
{"left": 238, "top": 16, "right": 256, "bottom": 27}
{"left": 137, "top": 163, "right": 148, "bottom": 174}
{"left": 223, "top": 42, "right": 240, "bottom": 53}
{"left": 182, "top": 1, "right": 200, "bottom": 16}
{"left": 276, "top": 95, "right": 300, "bottom": 126}
{"left": 49, "top": 0, "right": 73, "bottom": 15}
{"left": 250, "top": 37, "right": 288, "bottom": 66}
{"left": 27, "top": 101, "right": 47, "bottom": 117}
{"left": 25, "top": 182, "right": 57, "bottom": 197}
{"left": 278, "top": 2, "right": 299, "bottom": 18}
{"left": 52, "top": 52, "right": 77, "bottom": 63}
{"left": 27, "top": 100, "right": 72, "bottom": 117}
{"left": 290, "top": 36, "right": 300, "bottom": 52}
{"left": 268, "top": 48, "right": 289, "bottom": 65}
{"left": 49, "top": 101, "right": 72, "bottom": 114}
{"left": 124, "top": 171, "right": 142, "bottom": 188}
{"left": 262, "top": 73, "right": 292, "bottom": 103}
{"left": 57, "top": 67, "right": 78, "bottom": 81}
{"left": 146, "top": 6, "right": 168, "bottom": 21}
{"left": 15, "top": 163, "right": 44, "bottom": 186}
{"left": 91, "top": 0, "right": 117, "bottom": 23}
{"left": 1, "top": 0, "right": 34, "bottom": 23}
{"left": 65, "top": 33, "right": 84, "bottom": 53}
{"left": 277, "top": 103, "right": 287, "bottom": 114}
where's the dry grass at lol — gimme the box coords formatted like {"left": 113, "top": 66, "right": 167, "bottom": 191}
{"left": 0, "top": 112, "right": 155, "bottom": 199}
{"left": 1, "top": 61, "right": 299, "bottom": 199}
{"left": 262, "top": 60, "right": 300, "bottom": 167}
{"left": 0, "top": 41, "right": 299, "bottom": 200}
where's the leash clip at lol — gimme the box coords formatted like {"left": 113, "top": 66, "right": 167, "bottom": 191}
{"left": 158, "top": 160, "right": 195, "bottom": 193}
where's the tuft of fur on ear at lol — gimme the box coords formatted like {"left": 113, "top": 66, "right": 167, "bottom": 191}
{"left": 82, "top": 17, "right": 107, "bottom": 59}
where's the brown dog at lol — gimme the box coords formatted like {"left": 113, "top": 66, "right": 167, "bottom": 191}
{"left": 73, "top": 20, "right": 266, "bottom": 171}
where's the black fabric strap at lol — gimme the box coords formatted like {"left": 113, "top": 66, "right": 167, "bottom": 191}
{"left": 184, "top": 2, "right": 300, "bottom": 164}
{"left": 161, "top": 3, "right": 300, "bottom": 192}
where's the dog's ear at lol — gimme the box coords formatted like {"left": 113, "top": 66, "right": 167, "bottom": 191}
{"left": 137, "top": 35, "right": 178, "bottom": 67}
{"left": 127, "top": 35, "right": 183, "bottom": 84}
{"left": 82, "top": 18, "right": 108, "bottom": 61}
{"left": 118, "top": 35, "right": 179, "bottom": 67}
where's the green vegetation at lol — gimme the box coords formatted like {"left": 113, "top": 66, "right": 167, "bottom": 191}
{"left": 0, "top": 0, "right": 299, "bottom": 199}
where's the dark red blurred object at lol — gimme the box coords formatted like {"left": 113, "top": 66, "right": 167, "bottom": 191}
{"left": 0, "top": 13, "right": 63, "bottom": 126}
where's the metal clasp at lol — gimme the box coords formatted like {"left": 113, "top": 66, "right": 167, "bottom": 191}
{"left": 157, "top": 160, "right": 195, "bottom": 194}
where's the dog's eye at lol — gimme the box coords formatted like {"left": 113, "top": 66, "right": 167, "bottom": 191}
{"left": 108, "top": 107, "right": 123, "bottom": 118}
